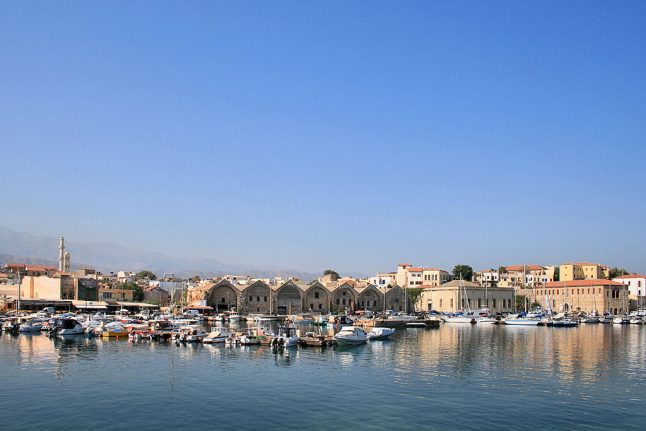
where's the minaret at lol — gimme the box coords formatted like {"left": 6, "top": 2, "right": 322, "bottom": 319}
{"left": 63, "top": 252, "right": 71, "bottom": 272}
{"left": 58, "top": 236, "right": 65, "bottom": 271}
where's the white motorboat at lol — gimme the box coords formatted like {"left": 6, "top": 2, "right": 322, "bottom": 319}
{"left": 270, "top": 326, "right": 299, "bottom": 348}
{"left": 503, "top": 314, "right": 541, "bottom": 326}
{"left": 19, "top": 319, "right": 44, "bottom": 332}
{"left": 367, "top": 327, "right": 395, "bottom": 340}
{"left": 203, "top": 328, "right": 233, "bottom": 344}
{"left": 629, "top": 316, "right": 644, "bottom": 325}
{"left": 174, "top": 325, "right": 207, "bottom": 342}
{"left": 56, "top": 318, "right": 85, "bottom": 336}
{"left": 334, "top": 326, "right": 368, "bottom": 345}
{"left": 613, "top": 315, "right": 630, "bottom": 325}
{"left": 443, "top": 314, "right": 476, "bottom": 324}
{"left": 599, "top": 313, "right": 614, "bottom": 324}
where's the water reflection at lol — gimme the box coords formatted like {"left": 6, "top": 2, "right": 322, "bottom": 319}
{"left": 1, "top": 325, "right": 646, "bottom": 430}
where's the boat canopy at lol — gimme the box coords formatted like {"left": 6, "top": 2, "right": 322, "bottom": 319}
{"left": 72, "top": 300, "right": 108, "bottom": 310}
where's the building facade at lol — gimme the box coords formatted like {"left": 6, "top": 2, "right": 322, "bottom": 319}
{"left": 418, "top": 280, "right": 515, "bottom": 313}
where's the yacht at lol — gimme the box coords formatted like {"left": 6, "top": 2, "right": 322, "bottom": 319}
{"left": 599, "top": 312, "right": 614, "bottom": 324}
{"left": 334, "top": 326, "right": 368, "bottom": 345}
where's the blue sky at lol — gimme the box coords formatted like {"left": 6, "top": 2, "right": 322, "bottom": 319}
{"left": 1, "top": 1, "right": 645, "bottom": 275}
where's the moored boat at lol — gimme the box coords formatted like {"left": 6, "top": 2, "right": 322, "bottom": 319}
{"left": 368, "top": 327, "right": 395, "bottom": 340}
{"left": 334, "top": 326, "right": 367, "bottom": 346}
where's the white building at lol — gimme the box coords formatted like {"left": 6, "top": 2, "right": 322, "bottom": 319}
{"left": 369, "top": 272, "right": 396, "bottom": 287}
{"left": 612, "top": 274, "right": 646, "bottom": 308}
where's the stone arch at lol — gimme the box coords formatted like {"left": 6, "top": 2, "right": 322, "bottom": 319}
{"left": 330, "top": 283, "right": 357, "bottom": 313}
{"left": 303, "top": 282, "right": 330, "bottom": 314}
{"left": 358, "top": 285, "right": 384, "bottom": 312}
{"left": 239, "top": 281, "right": 271, "bottom": 314}
{"left": 275, "top": 282, "right": 303, "bottom": 315}
{"left": 207, "top": 281, "right": 239, "bottom": 312}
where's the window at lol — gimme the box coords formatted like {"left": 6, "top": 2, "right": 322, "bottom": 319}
{"left": 257, "top": 296, "right": 260, "bottom": 302}
{"left": 373, "top": 300, "right": 377, "bottom": 307}
{"left": 221, "top": 298, "right": 225, "bottom": 303}
{"left": 314, "top": 292, "right": 319, "bottom": 299}
{"left": 342, "top": 299, "right": 346, "bottom": 305}
{"left": 318, "top": 304, "right": 322, "bottom": 310}
{"left": 440, "top": 299, "right": 443, "bottom": 307}
{"left": 493, "top": 299, "right": 497, "bottom": 308}
{"left": 249, "top": 295, "right": 253, "bottom": 302}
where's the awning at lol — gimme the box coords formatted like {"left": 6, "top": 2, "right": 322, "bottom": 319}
{"left": 72, "top": 300, "right": 108, "bottom": 310}
{"left": 115, "top": 302, "right": 159, "bottom": 308}
{"left": 186, "top": 305, "right": 214, "bottom": 310}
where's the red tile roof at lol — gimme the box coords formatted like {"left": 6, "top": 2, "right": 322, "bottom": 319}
{"left": 613, "top": 274, "right": 646, "bottom": 279}
{"left": 406, "top": 267, "right": 423, "bottom": 272}
{"left": 398, "top": 263, "right": 412, "bottom": 267}
{"left": 506, "top": 265, "right": 543, "bottom": 272}
{"left": 544, "top": 279, "right": 624, "bottom": 288}
{"left": 4, "top": 263, "right": 26, "bottom": 269}
{"left": 26, "top": 265, "right": 55, "bottom": 271}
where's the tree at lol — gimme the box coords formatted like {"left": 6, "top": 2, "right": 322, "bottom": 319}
{"left": 515, "top": 294, "right": 540, "bottom": 312}
{"left": 406, "top": 288, "right": 424, "bottom": 312}
{"left": 452, "top": 264, "right": 473, "bottom": 281}
{"left": 323, "top": 269, "right": 339, "bottom": 280}
{"left": 121, "top": 282, "right": 144, "bottom": 302}
{"left": 190, "top": 275, "right": 201, "bottom": 283}
{"left": 553, "top": 267, "right": 560, "bottom": 282}
{"left": 608, "top": 267, "right": 630, "bottom": 279}
{"left": 498, "top": 266, "right": 507, "bottom": 275}
{"left": 136, "top": 270, "right": 157, "bottom": 280}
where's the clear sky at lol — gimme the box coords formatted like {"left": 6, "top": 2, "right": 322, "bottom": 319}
{"left": 1, "top": 1, "right": 645, "bottom": 275}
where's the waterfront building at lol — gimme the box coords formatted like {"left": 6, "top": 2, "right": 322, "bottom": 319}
{"left": 498, "top": 265, "right": 553, "bottom": 288}
{"left": 99, "top": 286, "right": 135, "bottom": 303}
{"left": 187, "top": 277, "right": 412, "bottom": 315}
{"left": 418, "top": 280, "right": 515, "bottom": 313}
{"left": 535, "top": 279, "right": 628, "bottom": 314}
{"left": 559, "top": 262, "right": 609, "bottom": 281}
{"left": 612, "top": 274, "right": 646, "bottom": 309}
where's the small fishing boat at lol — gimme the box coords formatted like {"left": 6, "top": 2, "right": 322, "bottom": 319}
{"left": 298, "top": 332, "right": 328, "bottom": 347}
{"left": 613, "top": 315, "right": 630, "bottom": 325}
{"left": 174, "top": 326, "right": 207, "bottom": 342}
{"left": 239, "top": 332, "right": 260, "bottom": 346}
{"left": 203, "top": 328, "right": 233, "bottom": 344}
{"left": 368, "top": 327, "right": 395, "bottom": 340}
{"left": 101, "top": 322, "right": 131, "bottom": 338}
{"left": 599, "top": 312, "right": 614, "bottom": 324}
{"left": 334, "top": 326, "right": 368, "bottom": 346}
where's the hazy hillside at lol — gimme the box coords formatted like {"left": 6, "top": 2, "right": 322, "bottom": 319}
{"left": 0, "top": 227, "right": 320, "bottom": 281}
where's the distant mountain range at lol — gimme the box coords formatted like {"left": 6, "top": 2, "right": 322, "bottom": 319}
{"left": 0, "top": 227, "right": 320, "bottom": 281}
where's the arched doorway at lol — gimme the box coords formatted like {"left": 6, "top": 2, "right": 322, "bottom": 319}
{"left": 208, "top": 283, "right": 238, "bottom": 312}
{"left": 276, "top": 283, "right": 303, "bottom": 315}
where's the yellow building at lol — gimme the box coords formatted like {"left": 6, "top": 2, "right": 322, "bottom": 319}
{"left": 535, "top": 279, "right": 628, "bottom": 314}
{"left": 559, "top": 262, "right": 609, "bottom": 281}
{"left": 421, "top": 268, "right": 451, "bottom": 287}
{"left": 99, "top": 287, "right": 135, "bottom": 303}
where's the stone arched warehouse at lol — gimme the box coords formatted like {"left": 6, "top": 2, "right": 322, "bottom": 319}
{"left": 187, "top": 280, "right": 413, "bottom": 314}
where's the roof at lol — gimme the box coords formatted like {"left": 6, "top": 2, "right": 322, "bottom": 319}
{"left": 25, "top": 265, "right": 55, "bottom": 271}
{"left": 115, "top": 301, "right": 159, "bottom": 308}
{"left": 185, "top": 305, "right": 214, "bottom": 310}
{"left": 4, "top": 263, "right": 27, "bottom": 269}
{"left": 71, "top": 300, "right": 109, "bottom": 310}
{"left": 398, "top": 263, "right": 412, "bottom": 267}
{"left": 406, "top": 267, "right": 423, "bottom": 272}
{"left": 613, "top": 274, "right": 646, "bottom": 280}
{"left": 543, "top": 279, "right": 625, "bottom": 288}
{"left": 563, "top": 262, "right": 608, "bottom": 267}
{"left": 436, "top": 280, "right": 483, "bottom": 288}
{"left": 0, "top": 273, "right": 8, "bottom": 278}
{"left": 506, "top": 265, "right": 543, "bottom": 272}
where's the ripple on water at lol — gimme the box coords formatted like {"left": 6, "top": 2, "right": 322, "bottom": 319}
{"left": 1, "top": 324, "right": 646, "bottom": 430}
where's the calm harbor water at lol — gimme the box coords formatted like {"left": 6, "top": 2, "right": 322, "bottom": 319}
{"left": 1, "top": 323, "right": 645, "bottom": 430}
